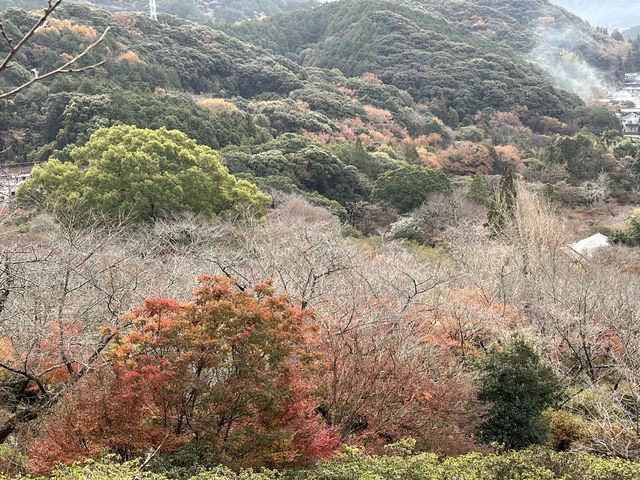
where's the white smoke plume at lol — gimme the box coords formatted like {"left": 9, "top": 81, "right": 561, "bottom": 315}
{"left": 528, "top": 23, "right": 610, "bottom": 100}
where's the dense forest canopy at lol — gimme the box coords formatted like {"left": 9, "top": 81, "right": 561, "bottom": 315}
{"left": 0, "top": 0, "right": 319, "bottom": 23}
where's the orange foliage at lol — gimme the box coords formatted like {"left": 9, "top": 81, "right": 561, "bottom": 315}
{"left": 59, "top": 52, "right": 74, "bottom": 63}
{"left": 28, "top": 277, "right": 339, "bottom": 473}
{"left": 197, "top": 97, "right": 238, "bottom": 114}
{"left": 487, "top": 110, "right": 533, "bottom": 145}
{"left": 296, "top": 100, "right": 310, "bottom": 112}
{"left": 436, "top": 141, "right": 493, "bottom": 175}
{"left": 116, "top": 50, "right": 146, "bottom": 66}
{"left": 431, "top": 289, "right": 518, "bottom": 362}
{"left": 113, "top": 277, "right": 336, "bottom": 468}
{"left": 28, "top": 369, "right": 176, "bottom": 475}
{"left": 301, "top": 130, "right": 336, "bottom": 146}
{"left": 340, "top": 124, "right": 357, "bottom": 143}
{"left": 364, "top": 105, "right": 394, "bottom": 127}
{"left": 495, "top": 145, "right": 524, "bottom": 171}
{"left": 114, "top": 12, "right": 135, "bottom": 29}
{"left": 418, "top": 148, "right": 440, "bottom": 168}
{"left": 315, "top": 288, "right": 484, "bottom": 455}
{"left": 336, "top": 86, "right": 357, "bottom": 99}
{"left": 361, "top": 72, "right": 383, "bottom": 84}
{"left": 414, "top": 133, "right": 442, "bottom": 148}
{"left": 44, "top": 18, "right": 97, "bottom": 41}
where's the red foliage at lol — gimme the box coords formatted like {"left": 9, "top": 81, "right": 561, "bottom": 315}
{"left": 487, "top": 110, "right": 533, "bottom": 145}
{"left": 27, "top": 277, "right": 339, "bottom": 472}
{"left": 112, "top": 277, "right": 336, "bottom": 468}
{"left": 316, "top": 291, "right": 484, "bottom": 455}
{"left": 27, "top": 368, "right": 176, "bottom": 475}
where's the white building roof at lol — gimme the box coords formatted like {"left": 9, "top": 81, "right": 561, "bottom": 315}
{"left": 567, "top": 233, "right": 610, "bottom": 258}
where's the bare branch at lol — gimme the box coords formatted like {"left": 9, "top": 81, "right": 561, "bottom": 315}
{"left": 0, "top": 26, "right": 110, "bottom": 100}
{"left": 128, "top": 431, "right": 171, "bottom": 479}
{"left": 0, "top": 0, "right": 62, "bottom": 72}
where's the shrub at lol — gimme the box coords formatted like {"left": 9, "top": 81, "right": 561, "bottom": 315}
{"left": 474, "top": 339, "right": 562, "bottom": 449}
{"left": 370, "top": 165, "right": 451, "bottom": 214}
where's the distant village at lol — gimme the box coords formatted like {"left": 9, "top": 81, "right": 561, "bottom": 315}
{"left": 0, "top": 166, "right": 30, "bottom": 207}
{"left": 603, "top": 72, "right": 640, "bottom": 137}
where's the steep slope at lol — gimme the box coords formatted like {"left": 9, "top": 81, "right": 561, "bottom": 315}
{"left": 226, "top": 0, "right": 583, "bottom": 121}
{"left": 0, "top": 5, "right": 433, "bottom": 183}
{"left": 0, "top": 0, "right": 318, "bottom": 23}
{"left": 226, "top": 0, "right": 630, "bottom": 100}
{"left": 381, "top": 0, "right": 629, "bottom": 91}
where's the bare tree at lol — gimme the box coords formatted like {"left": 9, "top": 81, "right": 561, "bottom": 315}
{"left": 0, "top": 0, "right": 109, "bottom": 100}
{"left": 580, "top": 172, "right": 611, "bottom": 205}
{"left": 0, "top": 209, "right": 206, "bottom": 443}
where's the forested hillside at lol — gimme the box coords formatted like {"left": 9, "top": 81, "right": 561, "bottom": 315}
{"left": 227, "top": 0, "right": 628, "bottom": 87}
{"left": 226, "top": 0, "right": 587, "bottom": 122}
{"left": 0, "top": 0, "right": 319, "bottom": 23}
{"left": 2, "top": 0, "right": 640, "bottom": 478}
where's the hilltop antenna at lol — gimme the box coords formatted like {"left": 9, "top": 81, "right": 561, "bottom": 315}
{"left": 149, "top": 0, "right": 157, "bottom": 21}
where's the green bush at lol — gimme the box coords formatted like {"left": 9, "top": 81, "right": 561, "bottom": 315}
{"left": 370, "top": 165, "right": 451, "bottom": 214}
{"left": 6, "top": 447, "right": 640, "bottom": 480}
{"left": 474, "top": 339, "right": 562, "bottom": 449}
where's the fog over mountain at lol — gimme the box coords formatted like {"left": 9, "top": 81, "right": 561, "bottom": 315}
{"left": 552, "top": 0, "right": 640, "bottom": 29}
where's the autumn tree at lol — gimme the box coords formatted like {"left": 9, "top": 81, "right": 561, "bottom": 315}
{"left": 18, "top": 126, "right": 270, "bottom": 221}
{"left": 486, "top": 110, "right": 533, "bottom": 146}
{"left": 0, "top": 211, "right": 158, "bottom": 445}
{"left": 494, "top": 145, "right": 523, "bottom": 174}
{"left": 106, "top": 276, "right": 337, "bottom": 468}
{"left": 27, "top": 368, "right": 174, "bottom": 475}
{"left": 436, "top": 141, "right": 493, "bottom": 176}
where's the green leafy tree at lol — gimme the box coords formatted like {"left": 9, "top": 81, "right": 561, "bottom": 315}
{"left": 542, "top": 135, "right": 613, "bottom": 182}
{"left": 370, "top": 165, "right": 451, "bottom": 213}
{"left": 467, "top": 173, "right": 490, "bottom": 205}
{"left": 612, "top": 139, "right": 640, "bottom": 160}
{"left": 541, "top": 183, "right": 560, "bottom": 204}
{"left": 612, "top": 209, "right": 640, "bottom": 247}
{"left": 486, "top": 169, "right": 517, "bottom": 233}
{"left": 475, "top": 339, "right": 561, "bottom": 449}
{"left": 388, "top": 216, "right": 425, "bottom": 243}
{"left": 18, "top": 125, "right": 270, "bottom": 221}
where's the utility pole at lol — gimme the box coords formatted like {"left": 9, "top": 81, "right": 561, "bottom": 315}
{"left": 149, "top": 0, "right": 157, "bottom": 21}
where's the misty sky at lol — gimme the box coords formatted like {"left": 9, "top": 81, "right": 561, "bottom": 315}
{"left": 552, "top": 0, "right": 640, "bottom": 28}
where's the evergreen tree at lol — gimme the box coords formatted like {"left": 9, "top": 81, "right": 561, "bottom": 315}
{"left": 403, "top": 143, "right": 420, "bottom": 164}
{"left": 18, "top": 125, "right": 270, "bottom": 221}
{"left": 541, "top": 183, "right": 560, "bottom": 204}
{"left": 370, "top": 165, "right": 451, "bottom": 213}
{"left": 467, "top": 173, "right": 490, "bottom": 205}
{"left": 475, "top": 339, "right": 561, "bottom": 449}
{"left": 485, "top": 169, "right": 517, "bottom": 233}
